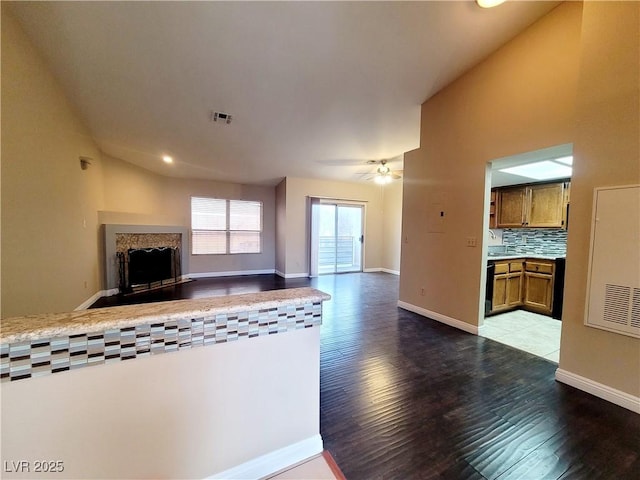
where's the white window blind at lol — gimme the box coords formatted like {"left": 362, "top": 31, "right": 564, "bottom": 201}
{"left": 229, "top": 200, "right": 262, "bottom": 253}
{"left": 191, "top": 197, "right": 262, "bottom": 255}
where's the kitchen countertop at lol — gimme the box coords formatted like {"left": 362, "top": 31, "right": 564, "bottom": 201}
{"left": 0, "top": 287, "right": 331, "bottom": 344}
{"left": 487, "top": 254, "right": 565, "bottom": 261}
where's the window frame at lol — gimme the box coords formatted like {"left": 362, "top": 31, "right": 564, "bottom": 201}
{"left": 191, "top": 197, "right": 263, "bottom": 255}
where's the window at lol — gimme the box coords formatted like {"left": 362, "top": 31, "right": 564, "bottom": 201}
{"left": 191, "top": 197, "right": 262, "bottom": 254}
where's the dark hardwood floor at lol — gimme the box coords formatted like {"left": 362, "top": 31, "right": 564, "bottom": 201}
{"left": 91, "top": 273, "right": 640, "bottom": 479}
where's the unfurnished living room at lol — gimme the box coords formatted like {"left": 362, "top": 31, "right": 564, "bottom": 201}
{"left": 1, "top": 1, "right": 639, "bottom": 479}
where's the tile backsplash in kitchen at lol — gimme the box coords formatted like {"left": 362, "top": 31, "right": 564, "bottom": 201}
{"left": 501, "top": 228, "right": 567, "bottom": 256}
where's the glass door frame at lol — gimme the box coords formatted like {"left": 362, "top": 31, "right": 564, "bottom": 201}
{"left": 309, "top": 197, "right": 366, "bottom": 277}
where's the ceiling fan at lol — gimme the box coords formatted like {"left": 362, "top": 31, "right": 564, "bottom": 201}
{"left": 357, "top": 159, "right": 403, "bottom": 184}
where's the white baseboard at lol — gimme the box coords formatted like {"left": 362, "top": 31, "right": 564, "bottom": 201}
{"left": 397, "top": 300, "right": 479, "bottom": 335}
{"left": 74, "top": 291, "right": 105, "bottom": 310}
{"left": 104, "top": 287, "right": 119, "bottom": 297}
{"left": 381, "top": 268, "right": 400, "bottom": 275}
{"left": 206, "top": 434, "right": 323, "bottom": 480}
{"left": 555, "top": 368, "right": 640, "bottom": 414}
{"left": 187, "top": 269, "right": 276, "bottom": 279}
{"left": 363, "top": 268, "right": 399, "bottom": 275}
{"left": 275, "top": 271, "right": 310, "bottom": 279}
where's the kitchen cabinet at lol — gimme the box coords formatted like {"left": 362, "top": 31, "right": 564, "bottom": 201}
{"left": 488, "top": 257, "right": 559, "bottom": 316}
{"left": 523, "top": 260, "right": 555, "bottom": 315}
{"left": 488, "top": 189, "right": 497, "bottom": 229}
{"left": 496, "top": 188, "right": 526, "bottom": 228}
{"left": 491, "top": 259, "right": 524, "bottom": 313}
{"left": 496, "top": 182, "right": 567, "bottom": 228}
{"left": 561, "top": 181, "right": 571, "bottom": 230}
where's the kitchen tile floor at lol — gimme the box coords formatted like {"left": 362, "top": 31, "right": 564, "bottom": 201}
{"left": 267, "top": 453, "right": 341, "bottom": 480}
{"left": 481, "top": 310, "right": 561, "bottom": 362}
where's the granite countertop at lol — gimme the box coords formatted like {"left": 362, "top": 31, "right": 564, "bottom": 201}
{"left": 487, "top": 254, "right": 566, "bottom": 261}
{"left": 0, "top": 287, "right": 331, "bottom": 344}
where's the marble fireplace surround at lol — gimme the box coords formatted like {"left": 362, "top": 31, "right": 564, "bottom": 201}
{"left": 103, "top": 224, "right": 190, "bottom": 292}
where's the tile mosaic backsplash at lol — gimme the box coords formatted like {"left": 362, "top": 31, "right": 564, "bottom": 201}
{"left": 500, "top": 228, "right": 567, "bottom": 256}
{"left": 1, "top": 302, "right": 323, "bottom": 383}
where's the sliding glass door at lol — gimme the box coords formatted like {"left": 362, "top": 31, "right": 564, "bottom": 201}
{"left": 316, "top": 203, "right": 363, "bottom": 275}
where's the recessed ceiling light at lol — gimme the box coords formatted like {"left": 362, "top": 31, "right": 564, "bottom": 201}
{"left": 499, "top": 160, "right": 572, "bottom": 180}
{"left": 554, "top": 155, "right": 573, "bottom": 165}
{"left": 162, "top": 155, "right": 173, "bottom": 164}
{"left": 476, "top": 0, "right": 507, "bottom": 8}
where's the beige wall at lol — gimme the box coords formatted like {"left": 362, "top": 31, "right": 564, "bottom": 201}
{"left": 1, "top": 5, "right": 277, "bottom": 316}
{"left": 401, "top": 0, "right": 640, "bottom": 398}
{"left": 400, "top": 2, "right": 581, "bottom": 323}
{"left": 275, "top": 178, "right": 287, "bottom": 274}
{"left": 1, "top": 327, "right": 321, "bottom": 479}
{"left": 1, "top": 9, "right": 105, "bottom": 317}
{"left": 101, "top": 155, "right": 277, "bottom": 276}
{"left": 382, "top": 179, "right": 403, "bottom": 273}
{"left": 559, "top": 1, "right": 639, "bottom": 396}
{"left": 1, "top": 3, "right": 404, "bottom": 314}
{"left": 283, "top": 177, "right": 386, "bottom": 276}
{"left": 101, "top": 155, "right": 169, "bottom": 220}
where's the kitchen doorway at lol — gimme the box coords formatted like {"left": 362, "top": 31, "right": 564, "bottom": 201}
{"left": 310, "top": 200, "right": 364, "bottom": 275}
{"left": 481, "top": 144, "right": 572, "bottom": 362}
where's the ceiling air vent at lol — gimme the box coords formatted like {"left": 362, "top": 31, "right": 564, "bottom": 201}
{"left": 210, "top": 111, "right": 232, "bottom": 124}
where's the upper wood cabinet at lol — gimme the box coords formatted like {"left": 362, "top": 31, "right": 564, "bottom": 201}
{"left": 496, "top": 187, "right": 527, "bottom": 228}
{"left": 496, "top": 181, "right": 568, "bottom": 228}
{"left": 488, "top": 190, "right": 497, "bottom": 229}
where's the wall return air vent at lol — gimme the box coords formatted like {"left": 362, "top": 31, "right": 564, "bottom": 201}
{"left": 585, "top": 185, "right": 640, "bottom": 338}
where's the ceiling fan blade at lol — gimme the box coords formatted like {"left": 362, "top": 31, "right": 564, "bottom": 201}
{"left": 316, "top": 159, "right": 365, "bottom": 166}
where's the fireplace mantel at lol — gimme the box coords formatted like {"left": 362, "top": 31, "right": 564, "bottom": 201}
{"left": 103, "top": 224, "right": 190, "bottom": 291}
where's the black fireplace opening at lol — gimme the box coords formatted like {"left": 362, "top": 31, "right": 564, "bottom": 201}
{"left": 117, "top": 247, "right": 180, "bottom": 293}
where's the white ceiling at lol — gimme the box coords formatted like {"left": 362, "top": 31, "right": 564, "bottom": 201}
{"left": 490, "top": 143, "right": 573, "bottom": 187}
{"left": 9, "top": 1, "right": 559, "bottom": 186}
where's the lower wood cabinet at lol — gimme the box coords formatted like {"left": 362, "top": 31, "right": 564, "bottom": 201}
{"left": 491, "top": 260, "right": 524, "bottom": 313}
{"left": 523, "top": 260, "right": 555, "bottom": 315}
{"left": 489, "top": 258, "right": 555, "bottom": 316}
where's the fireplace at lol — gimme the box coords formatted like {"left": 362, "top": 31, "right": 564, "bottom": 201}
{"left": 103, "top": 225, "right": 190, "bottom": 294}
{"left": 118, "top": 246, "right": 180, "bottom": 293}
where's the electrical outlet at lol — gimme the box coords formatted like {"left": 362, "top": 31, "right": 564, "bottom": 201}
{"left": 522, "top": 235, "right": 527, "bottom": 244}
{"left": 466, "top": 237, "right": 477, "bottom": 247}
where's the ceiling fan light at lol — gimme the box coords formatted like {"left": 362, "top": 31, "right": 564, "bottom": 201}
{"left": 375, "top": 174, "right": 392, "bottom": 185}
{"left": 476, "top": 0, "right": 507, "bottom": 8}
{"left": 377, "top": 164, "right": 390, "bottom": 175}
